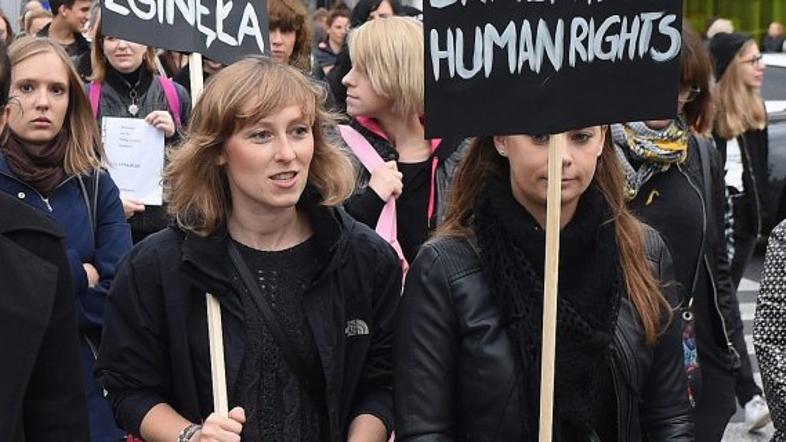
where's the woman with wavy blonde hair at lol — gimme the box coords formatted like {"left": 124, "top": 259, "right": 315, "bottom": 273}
{"left": 0, "top": 36, "right": 132, "bottom": 441}
{"left": 97, "top": 56, "right": 401, "bottom": 442}
{"left": 709, "top": 34, "right": 768, "bottom": 291}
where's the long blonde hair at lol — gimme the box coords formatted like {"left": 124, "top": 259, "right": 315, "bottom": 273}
{"left": 7, "top": 37, "right": 103, "bottom": 175}
{"left": 166, "top": 56, "right": 354, "bottom": 236}
{"left": 714, "top": 40, "right": 766, "bottom": 139}
{"left": 437, "top": 135, "right": 671, "bottom": 346}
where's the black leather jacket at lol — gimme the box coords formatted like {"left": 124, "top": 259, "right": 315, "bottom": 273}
{"left": 394, "top": 226, "right": 693, "bottom": 441}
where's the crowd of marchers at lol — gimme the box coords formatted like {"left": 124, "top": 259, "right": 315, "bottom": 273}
{"left": 2, "top": 0, "right": 786, "bottom": 441}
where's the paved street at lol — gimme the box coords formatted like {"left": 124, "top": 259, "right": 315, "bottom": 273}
{"left": 723, "top": 254, "right": 775, "bottom": 441}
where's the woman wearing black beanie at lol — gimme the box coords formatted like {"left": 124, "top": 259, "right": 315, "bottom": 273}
{"left": 709, "top": 31, "right": 771, "bottom": 431}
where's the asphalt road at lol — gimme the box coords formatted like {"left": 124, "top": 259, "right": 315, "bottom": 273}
{"left": 722, "top": 253, "right": 775, "bottom": 441}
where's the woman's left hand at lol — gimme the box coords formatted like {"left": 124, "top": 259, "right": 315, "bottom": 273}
{"left": 145, "top": 110, "right": 176, "bottom": 137}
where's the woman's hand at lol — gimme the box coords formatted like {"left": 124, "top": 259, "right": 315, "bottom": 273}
{"left": 144, "top": 110, "right": 176, "bottom": 138}
{"left": 368, "top": 161, "right": 403, "bottom": 201}
{"left": 82, "top": 263, "right": 100, "bottom": 288}
{"left": 347, "top": 414, "right": 388, "bottom": 442}
{"left": 121, "top": 197, "right": 145, "bottom": 219}
{"left": 195, "top": 407, "right": 246, "bottom": 442}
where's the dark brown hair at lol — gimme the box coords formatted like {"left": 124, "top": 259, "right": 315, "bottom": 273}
{"left": 680, "top": 24, "right": 715, "bottom": 135}
{"left": 268, "top": 0, "right": 312, "bottom": 72}
{"left": 326, "top": 7, "right": 350, "bottom": 27}
{"left": 437, "top": 134, "right": 671, "bottom": 345}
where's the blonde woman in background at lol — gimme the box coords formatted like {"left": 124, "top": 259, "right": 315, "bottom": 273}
{"left": 341, "top": 16, "right": 468, "bottom": 264}
{"left": 709, "top": 31, "right": 772, "bottom": 431}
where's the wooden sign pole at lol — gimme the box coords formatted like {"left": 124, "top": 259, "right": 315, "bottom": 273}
{"left": 538, "top": 133, "right": 566, "bottom": 442}
{"left": 193, "top": 52, "right": 226, "bottom": 417}
{"left": 206, "top": 293, "right": 229, "bottom": 416}
{"left": 189, "top": 52, "right": 205, "bottom": 107}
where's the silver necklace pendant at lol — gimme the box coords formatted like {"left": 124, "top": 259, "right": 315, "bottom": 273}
{"left": 128, "top": 103, "right": 139, "bottom": 116}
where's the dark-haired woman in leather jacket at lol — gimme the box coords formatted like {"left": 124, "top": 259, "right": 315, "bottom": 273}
{"left": 394, "top": 128, "right": 693, "bottom": 441}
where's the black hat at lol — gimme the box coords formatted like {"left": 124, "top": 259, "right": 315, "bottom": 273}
{"left": 708, "top": 32, "right": 753, "bottom": 79}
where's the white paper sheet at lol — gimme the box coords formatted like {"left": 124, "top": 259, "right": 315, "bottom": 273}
{"left": 102, "top": 117, "right": 165, "bottom": 206}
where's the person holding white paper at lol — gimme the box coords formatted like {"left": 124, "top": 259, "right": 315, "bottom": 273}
{"left": 89, "top": 16, "right": 190, "bottom": 242}
{"left": 0, "top": 37, "right": 132, "bottom": 442}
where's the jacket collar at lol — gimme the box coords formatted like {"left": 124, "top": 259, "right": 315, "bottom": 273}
{"left": 180, "top": 192, "right": 352, "bottom": 296}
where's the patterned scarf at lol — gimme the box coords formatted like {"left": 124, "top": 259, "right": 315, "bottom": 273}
{"left": 611, "top": 118, "right": 689, "bottom": 200}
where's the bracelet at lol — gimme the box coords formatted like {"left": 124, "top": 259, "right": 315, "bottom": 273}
{"left": 177, "top": 423, "right": 202, "bottom": 442}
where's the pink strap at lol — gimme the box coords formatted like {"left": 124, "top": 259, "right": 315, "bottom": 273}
{"left": 89, "top": 81, "right": 101, "bottom": 118}
{"left": 89, "top": 78, "right": 182, "bottom": 129}
{"left": 158, "top": 76, "right": 182, "bottom": 129}
{"left": 339, "top": 124, "right": 409, "bottom": 276}
{"left": 338, "top": 124, "right": 384, "bottom": 171}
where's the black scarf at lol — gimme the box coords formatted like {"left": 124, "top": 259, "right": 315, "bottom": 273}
{"left": 473, "top": 173, "right": 622, "bottom": 441}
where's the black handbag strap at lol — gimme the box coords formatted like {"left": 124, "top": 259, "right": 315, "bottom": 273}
{"left": 227, "top": 241, "right": 325, "bottom": 397}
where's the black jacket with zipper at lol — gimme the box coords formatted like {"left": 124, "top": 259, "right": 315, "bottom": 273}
{"left": 674, "top": 136, "right": 742, "bottom": 369}
{"left": 393, "top": 226, "right": 693, "bottom": 441}
{"left": 624, "top": 135, "right": 741, "bottom": 371}
{"left": 713, "top": 127, "right": 769, "bottom": 236}
{"left": 96, "top": 205, "right": 401, "bottom": 441}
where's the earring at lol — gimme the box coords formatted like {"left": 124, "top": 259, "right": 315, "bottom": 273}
{"left": 498, "top": 150, "right": 507, "bottom": 157}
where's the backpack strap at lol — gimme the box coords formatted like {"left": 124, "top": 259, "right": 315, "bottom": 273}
{"left": 75, "top": 169, "right": 100, "bottom": 238}
{"left": 338, "top": 124, "right": 385, "bottom": 172}
{"left": 158, "top": 76, "right": 182, "bottom": 129}
{"left": 88, "top": 81, "right": 101, "bottom": 118}
{"left": 338, "top": 124, "right": 408, "bottom": 276}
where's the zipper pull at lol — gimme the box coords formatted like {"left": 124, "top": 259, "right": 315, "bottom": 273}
{"left": 43, "top": 198, "right": 52, "bottom": 212}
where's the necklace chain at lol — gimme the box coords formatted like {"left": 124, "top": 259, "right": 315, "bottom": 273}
{"left": 115, "top": 70, "right": 142, "bottom": 117}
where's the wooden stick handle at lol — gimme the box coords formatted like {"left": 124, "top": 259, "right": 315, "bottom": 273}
{"left": 206, "top": 292, "right": 229, "bottom": 416}
{"left": 189, "top": 53, "right": 204, "bottom": 109}
{"left": 538, "top": 133, "right": 565, "bottom": 442}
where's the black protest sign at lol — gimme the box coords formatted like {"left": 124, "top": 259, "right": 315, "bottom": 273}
{"left": 424, "top": 0, "right": 683, "bottom": 138}
{"left": 102, "top": 0, "right": 269, "bottom": 66}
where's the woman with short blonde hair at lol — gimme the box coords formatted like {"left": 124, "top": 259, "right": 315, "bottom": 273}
{"left": 347, "top": 16, "right": 422, "bottom": 116}
{"left": 97, "top": 56, "right": 400, "bottom": 442}
{"left": 341, "top": 16, "right": 468, "bottom": 265}
{"left": 23, "top": 8, "right": 52, "bottom": 36}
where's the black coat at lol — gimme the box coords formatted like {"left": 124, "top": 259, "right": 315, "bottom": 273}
{"left": 713, "top": 128, "right": 769, "bottom": 238}
{"left": 96, "top": 206, "right": 401, "bottom": 441}
{"left": 666, "top": 136, "right": 741, "bottom": 368}
{"left": 0, "top": 192, "right": 89, "bottom": 442}
{"left": 394, "top": 226, "right": 693, "bottom": 441}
